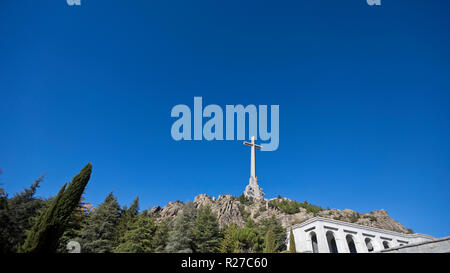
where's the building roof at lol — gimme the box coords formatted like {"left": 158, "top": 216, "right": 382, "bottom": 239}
{"left": 376, "top": 236, "right": 450, "bottom": 253}
{"left": 290, "top": 216, "right": 435, "bottom": 240}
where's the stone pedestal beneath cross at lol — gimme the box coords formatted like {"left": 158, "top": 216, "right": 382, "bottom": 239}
{"left": 243, "top": 136, "right": 265, "bottom": 200}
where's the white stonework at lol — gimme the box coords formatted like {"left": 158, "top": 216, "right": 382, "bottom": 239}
{"left": 377, "top": 236, "right": 450, "bottom": 253}
{"left": 287, "top": 217, "right": 435, "bottom": 253}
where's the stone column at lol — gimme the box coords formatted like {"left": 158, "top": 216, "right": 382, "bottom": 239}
{"left": 295, "top": 230, "right": 307, "bottom": 253}
{"left": 305, "top": 235, "right": 313, "bottom": 253}
{"left": 334, "top": 230, "right": 350, "bottom": 253}
{"left": 354, "top": 233, "right": 368, "bottom": 253}
{"left": 372, "top": 235, "right": 384, "bottom": 252}
{"left": 316, "top": 224, "right": 330, "bottom": 253}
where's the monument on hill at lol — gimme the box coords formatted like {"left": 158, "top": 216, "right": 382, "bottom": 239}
{"left": 243, "top": 136, "right": 265, "bottom": 200}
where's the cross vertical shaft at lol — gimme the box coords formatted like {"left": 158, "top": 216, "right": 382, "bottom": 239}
{"left": 250, "top": 136, "right": 256, "bottom": 178}
{"left": 244, "top": 136, "right": 261, "bottom": 179}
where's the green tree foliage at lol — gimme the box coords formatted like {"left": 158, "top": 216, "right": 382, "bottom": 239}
{"left": 78, "top": 192, "right": 121, "bottom": 253}
{"left": 220, "top": 220, "right": 264, "bottom": 253}
{"left": 114, "top": 212, "right": 157, "bottom": 253}
{"left": 218, "top": 224, "right": 240, "bottom": 253}
{"left": 0, "top": 186, "right": 7, "bottom": 210}
{"left": 349, "top": 212, "right": 360, "bottom": 223}
{"left": 263, "top": 228, "right": 277, "bottom": 253}
{"left": 114, "top": 197, "right": 139, "bottom": 244}
{"left": 153, "top": 220, "right": 170, "bottom": 253}
{"left": 128, "top": 197, "right": 139, "bottom": 216}
{"left": 0, "top": 175, "right": 45, "bottom": 253}
{"left": 237, "top": 194, "right": 253, "bottom": 205}
{"left": 219, "top": 217, "right": 287, "bottom": 253}
{"left": 20, "top": 164, "right": 92, "bottom": 253}
{"left": 288, "top": 228, "right": 296, "bottom": 253}
{"left": 24, "top": 197, "right": 88, "bottom": 253}
{"left": 57, "top": 199, "right": 89, "bottom": 252}
{"left": 165, "top": 202, "right": 196, "bottom": 253}
{"left": 269, "top": 197, "right": 323, "bottom": 215}
{"left": 0, "top": 188, "right": 6, "bottom": 210}
{"left": 259, "top": 215, "right": 286, "bottom": 252}
{"left": 238, "top": 204, "right": 251, "bottom": 222}
{"left": 234, "top": 223, "right": 264, "bottom": 253}
{"left": 0, "top": 169, "right": 7, "bottom": 210}
{"left": 192, "top": 206, "right": 220, "bottom": 253}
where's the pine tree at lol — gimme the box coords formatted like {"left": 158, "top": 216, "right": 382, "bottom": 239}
{"left": 259, "top": 215, "right": 286, "bottom": 252}
{"left": 20, "top": 164, "right": 91, "bottom": 253}
{"left": 218, "top": 224, "right": 240, "bottom": 253}
{"left": 78, "top": 192, "right": 121, "bottom": 253}
{"left": 289, "top": 228, "right": 296, "bottom": 253}
{"left": 0, "top": 175, "right": 45, "bottom": 253}
{"left": 192, "top": 206, "right": 220, "bottom": 253}
{"left": 263, "top": 228, "right": 277, "bottom": 253}
{"left": 235, "top": 223, "right": 264, "bottom": 253}
{"left": 165, "top": 202, "right": 196, "bottom": 253}
{"left": 114, "top": 197, "right": 139, "bottom": 244}
{"left": 0, "top": 188, "right": 6, "bottom": 210}
{"left": 0, "top": 169, "right": 6, "bottom": 210}
{"left": 114, "top": 212, "right": 157, "bottom": 253}
{"left": 153, "top": 220, "right": 170, "bottom": 253}
{"left": 219, "top": 220, "right": 263, "bottom": 253}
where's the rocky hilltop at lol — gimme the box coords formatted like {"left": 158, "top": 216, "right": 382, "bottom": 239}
{"left": 149, "top": 194, "right": 410, "bottom": 234}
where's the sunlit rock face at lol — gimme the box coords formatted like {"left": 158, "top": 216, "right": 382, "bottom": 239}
{"left": 244, "top": 177, "right": 265, "bottom": 200}
{"left": 151, "top": 193, "right": 412, "bottom": 235}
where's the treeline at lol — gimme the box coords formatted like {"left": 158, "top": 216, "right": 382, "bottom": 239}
{"left": 269, "top": 195, "right": 324, "bottom": 215}
{"left": 0, "top": 164, "right": 295, "bottom": 253}
{"left": 0, "top": 173, "right": 45, "bottom": 252}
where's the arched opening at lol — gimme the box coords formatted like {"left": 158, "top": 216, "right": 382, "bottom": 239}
{"left": 365, "top": 238, "right": 374, "bottom": 252}
{"left": 382, "top": 241, "right": 390, "bottom": 249}
{"left": 326, "top": 231, "right": 338, "bottom": 253}
{"left": 346, "top": 235, "right": 357, "bottom": 253}
{"left": 310, "top": 232, "right": 319, "bottom": 253}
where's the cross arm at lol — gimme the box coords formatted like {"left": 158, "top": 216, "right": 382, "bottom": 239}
{"left": 243, "top": 142, "right": 262, "bottom": 150}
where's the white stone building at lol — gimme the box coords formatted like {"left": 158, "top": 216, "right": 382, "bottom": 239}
{"left": 287, "top": 217, "right": 435, "bottom": 253}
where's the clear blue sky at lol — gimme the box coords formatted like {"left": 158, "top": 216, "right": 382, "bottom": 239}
{"left": 1, "top": 0, "right": 449, "bottom": 237}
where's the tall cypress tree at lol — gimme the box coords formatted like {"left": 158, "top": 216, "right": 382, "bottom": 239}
{"left": 20, "top": 164, "right": 91, "bottom": 253}
{"left": 289, "top": 228, "right": 296, "bottom": 253}
{"left": 263, "top": 228, "right": 277, "bottom": 253}
{"left": 56, "top": 199, "right": 89, "bottom": 253}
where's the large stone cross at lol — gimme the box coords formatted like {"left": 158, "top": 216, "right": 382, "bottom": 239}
{"left": 243, "top": 136, "right": 262, "bottom": 179}
{"left": 243, "top": 136, "right": 265, "bottom": 199}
